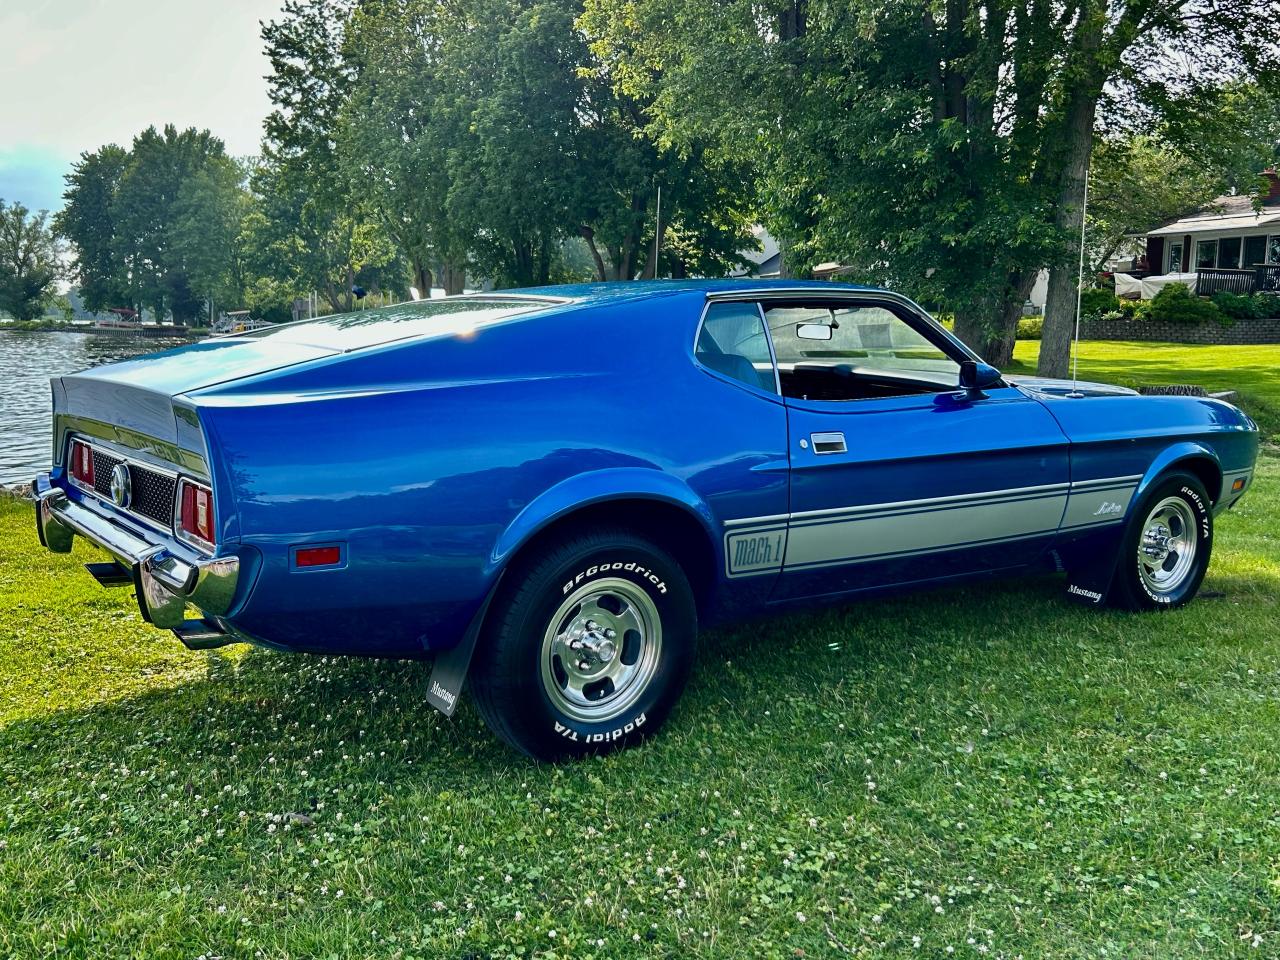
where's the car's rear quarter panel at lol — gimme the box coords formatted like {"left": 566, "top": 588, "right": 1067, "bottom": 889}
{"left": 191, "top": 292, "right": 787, "bottom": 655}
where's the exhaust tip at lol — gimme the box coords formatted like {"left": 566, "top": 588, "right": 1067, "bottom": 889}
{"left": 173, "top": 618, "right": 239, "bottom": 651}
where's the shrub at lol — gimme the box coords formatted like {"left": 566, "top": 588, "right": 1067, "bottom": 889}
{"left": 1253, "top": 292, "right": 1280, "bottom": 318}
{"left": 1117, "top": 298, "right": 1150, "bottom": 320}
{"left": 1016, "top": 316, "right": 1042, "bottom": 340}
{"left": 1147, "top": 283, "right": 1225, "bottom": 325}
{"left": 1080, "top": 287, "right": 1120, "bottom": 319}
{"left": 1211, "top": 290, "right": 1259, "bottom": 321}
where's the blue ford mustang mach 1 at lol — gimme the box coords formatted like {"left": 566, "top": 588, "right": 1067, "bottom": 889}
{"left": 33, "top": 280, "right": 1259, "bottom": 759}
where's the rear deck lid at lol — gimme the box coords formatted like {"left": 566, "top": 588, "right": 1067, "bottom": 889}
{"left": 61, "top": 296, "right": 563, "bottom": 398}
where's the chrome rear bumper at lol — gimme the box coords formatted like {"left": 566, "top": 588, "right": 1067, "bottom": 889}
{"left": 33, "top": 473, "right": 239, "bottom": 630}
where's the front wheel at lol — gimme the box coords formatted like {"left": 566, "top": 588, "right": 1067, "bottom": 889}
{"left": 1109, "top": 472, "right": 1213, "bottom": 610}
{"left": 470, "top": 527, "right": 697, "bottom": 760}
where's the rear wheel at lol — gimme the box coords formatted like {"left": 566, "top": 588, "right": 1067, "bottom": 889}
{"left": 471, "top": 527, "right": 697, "bottom": 760}
{"left": 1109, "top": 472, "right": 1212, "bottom": 610}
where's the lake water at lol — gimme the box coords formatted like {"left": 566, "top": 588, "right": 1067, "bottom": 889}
{"left": 0, "top": 330, "right": 195, "bottom": 488}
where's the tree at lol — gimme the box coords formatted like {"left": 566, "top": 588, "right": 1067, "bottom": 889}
{"left": 170, "top": 158, "right": 253, "bottom": 319}
{"left": 261, "top": 0, "right": 400, "bottom": 309}
{"left": 111, "top": 125, "right": 232, "bottom": 323}
{"left": 582, "top": 0, "right": 1280, "bottom": 369}
{"left": 0, "top": 200, "right": 60, "bottom": 321}
{"left": 54, "top": 145, "right": 129, "bottom": 313}
{"left": 58, "top": 127, "right": 238, "bottom": 324}
{"left": 1085, "top": 136, "right": 1219, "bottom": 272}
{"left": 339, "top": 0, "right": 470, "bottom": 295}
{"left": 330, "top": 0, "right": 755, "bottom": 290}
{"left": 1034, "top": 2, "right": 1280, "bottom": 377}
{"left": 583, "top": 0, "right": 1063, "bottom": 363}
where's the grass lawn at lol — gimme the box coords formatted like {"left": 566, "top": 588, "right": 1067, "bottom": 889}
{"left": 1, "top": 344, "right": 1278, "bottom": 958}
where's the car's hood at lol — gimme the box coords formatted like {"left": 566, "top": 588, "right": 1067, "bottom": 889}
{"left": 1006, "top": 375, "right": 1138, "bottom": 398}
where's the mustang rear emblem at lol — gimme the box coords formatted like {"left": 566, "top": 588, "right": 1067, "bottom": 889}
{"left": 109, "top": 463, "right": 131, "bottom": 508}
{"left": 1093, "top": 501, "right": 1123, "bottom": 516}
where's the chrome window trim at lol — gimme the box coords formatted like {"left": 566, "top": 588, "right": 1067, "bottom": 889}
{"left": 690, "top": 298, "right": 783, "bottom": 400}
{"left": 174, "top": 476, "right": 217, "bottom": 556}
{"left": 704, "top": 286, "right": 983, "bottom": 365}
{"left": 451, "top": 292, "right": 574, "bottom": 305}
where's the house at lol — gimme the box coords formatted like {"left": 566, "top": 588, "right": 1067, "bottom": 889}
{"left": 1144, "top": 169, "right": 1280, "bottom": 295}
{"left": 732, "top": 226, "right": 782, "bottom": 278}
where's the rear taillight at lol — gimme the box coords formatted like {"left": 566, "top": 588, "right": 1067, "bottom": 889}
{"left": 69, "top": 439, "right": 95, "bottom": 487}
{"left": 177, "top": 478, "right": 215, "bottom": 548}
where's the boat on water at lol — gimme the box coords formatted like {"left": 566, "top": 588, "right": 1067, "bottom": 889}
{"left": 211, "top": 310, "right": 276, "bottom": 337}
{"left": 88, "top": 308, "right": 199, "bottom": 338}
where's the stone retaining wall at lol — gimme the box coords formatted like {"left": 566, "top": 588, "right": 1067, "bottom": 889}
{"left": 1080, "top": 315, "right": 1280, "bottom": 345}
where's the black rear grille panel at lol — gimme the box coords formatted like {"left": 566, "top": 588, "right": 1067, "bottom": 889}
{"left": 130, "top": 468, "right": 177, "bottom": 527}
{"left": 84, "top": 444, "right": 177, "bottom": 529}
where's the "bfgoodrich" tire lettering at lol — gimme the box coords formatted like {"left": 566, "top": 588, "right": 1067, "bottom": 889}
{"left": 563, "top": 561, "right": 666, "bottom": 595}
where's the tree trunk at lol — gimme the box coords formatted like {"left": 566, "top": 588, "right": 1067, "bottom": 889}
{"left": 411, "top": 260, "right": 432, "bottom": 300}
{"left": 953, "top": 310, "right": 1012, "bottom": 366}
{"left": 442, "top": 262, "right": 466, "bottom": 295}
{"left": 953, "top": 270, "right": 1037, "bottom": 367}
{"left": 1038, "top": 22, "right": 1103, "bottom": 378}
{"left": 579, "top": 226, "right": 609, "bottom": 281}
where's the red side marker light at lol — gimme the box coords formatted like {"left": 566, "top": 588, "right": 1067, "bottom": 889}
{"left": 296, "top": 546, "right": 341, "bottom": 568}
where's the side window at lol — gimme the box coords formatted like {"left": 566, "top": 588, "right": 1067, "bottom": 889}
{"left": 695, "top": 302, "right": 777, "bottom": 394}
{"left": 764, "top": 301, "right": 961, "bottom": 402}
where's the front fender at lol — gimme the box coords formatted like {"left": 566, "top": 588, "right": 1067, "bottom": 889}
{"left": 490, "top": 467, "right": 718, "bottom": 573}
{"left": 1133, "top": 441, "right": 1221, "bottom": 508}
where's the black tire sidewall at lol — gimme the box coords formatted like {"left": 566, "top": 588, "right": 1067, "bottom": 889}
{"left": 480, "top": 532, "right": 696, "bottom": 759}
{"left": 1118, "top": 472, "right": 1212, "bottom": 610}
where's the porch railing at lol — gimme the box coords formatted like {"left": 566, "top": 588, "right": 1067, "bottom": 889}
{"left": 1196, "top": 268, "right": 1254, "bottom": 296}
{"left": 1196, "top": 265, "right": 1280, "bottom": 296}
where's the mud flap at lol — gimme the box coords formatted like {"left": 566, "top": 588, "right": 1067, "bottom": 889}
{"left": 425, "top": 572, "right": 503, "bottom": 717}
{"left": 1053, "top": 524, "right": 1126, "bottom": 607}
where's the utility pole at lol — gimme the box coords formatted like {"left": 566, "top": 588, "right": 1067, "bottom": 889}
{"left": 653, "top": 184, "right": 662, "bottom": 279}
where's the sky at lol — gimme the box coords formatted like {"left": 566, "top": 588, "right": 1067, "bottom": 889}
{"left": 0, "top": 0, "right": 285, "bottom": 215}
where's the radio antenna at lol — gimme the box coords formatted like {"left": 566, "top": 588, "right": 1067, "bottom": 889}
{"left": 1069, "top": 165, "right": 1090, "bottom": 398}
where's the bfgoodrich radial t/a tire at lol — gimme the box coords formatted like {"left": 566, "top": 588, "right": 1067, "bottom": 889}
{"left": 470, "top": 527, "right": 697, "bottom": 760}
{"left": 1110, "top": 471, "right": 1213, "bottom": 611}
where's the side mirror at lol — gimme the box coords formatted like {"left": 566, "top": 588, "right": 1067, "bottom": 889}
{"left": 959, "top": 360, "right": 1002, "bottom": 394}
{"left": 796, "top": 322, "right": 833, "bottom": 341}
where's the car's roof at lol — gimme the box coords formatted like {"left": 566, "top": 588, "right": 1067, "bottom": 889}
{"left": 514, "top": 278, "right": 880, "bottom": 305}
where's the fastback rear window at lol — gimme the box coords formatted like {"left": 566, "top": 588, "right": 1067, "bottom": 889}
{"left": 238, "top": 298, "right": 558, "bottom": 352}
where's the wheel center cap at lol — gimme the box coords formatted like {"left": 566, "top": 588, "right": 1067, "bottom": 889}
{"left": 1142, "top": 526, "right": 1172, "bottom": 562}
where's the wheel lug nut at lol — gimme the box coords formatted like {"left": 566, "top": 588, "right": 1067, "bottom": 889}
{"left": 604, "top": 628, "right": 616, "bottom": 640}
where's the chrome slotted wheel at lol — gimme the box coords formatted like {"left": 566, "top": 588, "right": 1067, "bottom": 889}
{"left": 1137, "top": 496, "right": 1198, "bottom": 597}
{"left": 540, "top": 578, "right": 662, "bottom": 724}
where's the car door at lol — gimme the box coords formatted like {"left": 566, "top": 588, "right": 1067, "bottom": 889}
{"left": 759, "top": 294, "right": 1071, "bottom": 600}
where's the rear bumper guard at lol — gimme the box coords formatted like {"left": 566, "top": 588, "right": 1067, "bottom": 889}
{"left": 34, "top": 473, "right": 239, "bottom": 631}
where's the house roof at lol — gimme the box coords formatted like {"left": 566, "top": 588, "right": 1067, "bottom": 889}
{"left": 1149, "top": 192, "right": 1280, "bottom": 236}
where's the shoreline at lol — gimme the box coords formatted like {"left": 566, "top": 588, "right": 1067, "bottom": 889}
{"left": 0, "top": 324, "right": 208, "bottom": 338}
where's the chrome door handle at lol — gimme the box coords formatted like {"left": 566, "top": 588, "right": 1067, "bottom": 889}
{"left": 810, "top": 431, "right": 847, "bottom": 454}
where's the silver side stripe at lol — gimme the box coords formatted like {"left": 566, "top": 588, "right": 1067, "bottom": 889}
{"left": 724, "top": 474, "right": 1143, "bottom": 578}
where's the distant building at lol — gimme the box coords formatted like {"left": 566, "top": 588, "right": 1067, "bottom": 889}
{"left": 732, "top": 226, "right": 782, "bottom": 278}
{"left": 1144, "top": 169, "right": 1280, "bottom": 280}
